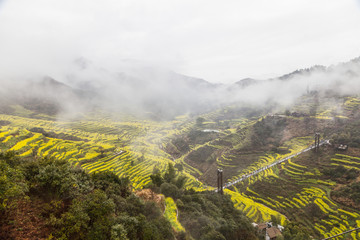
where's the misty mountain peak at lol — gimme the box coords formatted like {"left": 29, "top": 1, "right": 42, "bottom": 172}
{"left": 73, "top": 57, "right": 92, "bottom": 70}
{"left": 41, "top": 76, "right": 70, "bottom": 88}
{"left": 278, "top": 65, "right": 326, "bottom": 80}
{"left": 234, "top": 78, "right": 259, "bottom": 88}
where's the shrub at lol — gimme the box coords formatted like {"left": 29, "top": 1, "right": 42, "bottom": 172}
{"left": 0, "top": 155, "right": 28, "bottom": 210}
{"left": 161, "top": 183, "right": 181, "bottom": 199}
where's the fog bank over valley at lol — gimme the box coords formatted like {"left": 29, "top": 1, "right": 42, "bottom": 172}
{"left": 0, "top": 57, "right": 360, "bottom": 120}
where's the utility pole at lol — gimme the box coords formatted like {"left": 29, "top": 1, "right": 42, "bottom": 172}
{"left": 217, "top": 169, "right": 223, "bottom": 195}
{"left": 315, "top": 133, "right": 320, "bottom": 152}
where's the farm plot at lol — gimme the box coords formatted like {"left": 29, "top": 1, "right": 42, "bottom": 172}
{"left": 0, "top": 113, "right": 204, "bottom": 190}
{"left": 331, "top": 154, "right": 360, "bottom": 171}
{"left": 164, "top": 197, "right": 185, "bottom": 232}
{"left": 236, "top": 150, "right": 360, "bottom": 239}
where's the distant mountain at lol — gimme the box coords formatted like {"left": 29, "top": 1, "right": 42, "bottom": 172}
{"left": 1, "top": 56, "right": 360, "bottom": 119}
{"left": 278, "top": 65, "right": 327, "bottom": 80}
{"left": 0, "top": 76, "right": 91, "bottom": 116}
{"left": 277, "top": 57, "right": 360, "bottom": 81}
{"left": 234, "top": 78, "right": 259, "bottom": 88}
{"left": 60, "top": 60, "right": 221, "bottom": 119}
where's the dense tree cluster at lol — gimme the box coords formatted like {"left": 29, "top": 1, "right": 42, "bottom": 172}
{"left": 281, "top": 222, "right": 311, "bottom": 240}
{"left": 331, "top": 120, "right": 360, "bottom": 147}
{"left": 323, "top": 165, "right": 358, "bottom": 182}
{"left": 29, "top": 127, "right": 87, "bottom": 142}
{"left": 0, "top": 152, "right": 260, "bottom": 240}
{"left": 333, "top": 181, "right": 360, "bottom": 205}
{"left": 323, "top": 165, "right": 360, "bottom": 207}
{"left": 251, "top": 117, "right": 287, "bottom": 148}
{"left": 149, "top": 163, "right": 258, "bottom": 240}
{"left": 177, "top": 191, "right": 258, "bottom": 240}
{"left": 0, "top": 153, "right": 259, "bottom": 240}
{"left": 0, "top": 152, "right": 174, "bottom": 240}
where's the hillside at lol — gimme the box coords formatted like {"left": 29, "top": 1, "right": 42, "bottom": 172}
{"left": 0, "top": 58, "right": 360, "bottom": 239}
{"left": 0, "top": 152, "right": 258, "bottom": 240}
{"left": 1, "top": 93, "right": 359, "bottom": 239}
{"left": 162, "top": 93, "right": 360, "bottom": 239}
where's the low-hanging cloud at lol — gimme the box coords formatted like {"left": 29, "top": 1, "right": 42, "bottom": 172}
{"left": 0, "top": 1, "right": 360, "bottom": 119}
{"left": 1, "top": 56, "right": 360, "bottom": 120}
{"left": 228, "top": 59, "right": 360, "bottom": 107}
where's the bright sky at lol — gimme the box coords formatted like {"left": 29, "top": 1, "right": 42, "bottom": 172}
{"left": 0, "top": 0, "right": 359, "bottom": 83}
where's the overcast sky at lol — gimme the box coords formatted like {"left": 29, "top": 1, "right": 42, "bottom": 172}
{"left": 0, "top": 0, "right": 360, "bottom": 83}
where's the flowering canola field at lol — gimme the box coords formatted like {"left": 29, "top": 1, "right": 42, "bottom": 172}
{"left": 0, "top": 113, "right": 200, "bottom": 190}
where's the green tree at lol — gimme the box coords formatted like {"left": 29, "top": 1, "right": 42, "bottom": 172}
{"left": 175, "top": 176, "right": 187, "bottom": 189}
{"left": 200, "top": 229, "right": 226, "bottom": 240}
{"left": 34, "top": 158, "right": 77, "bottom": 199}
{"left": 160, "top": 183, "right": 181, "bottom": 199}
{"left": 174, "top": 163, "right": 184, "bottom": 172}
{"left": 164, "top": 163, "right": 176, "bottom": 183}
{"left": 111, "top": 224, "right": 128, "bottom": 240}
{"left": 0, "top": 157, "right": 28, "bottom": 210}
{"left": 91, "top": 171, "right": 131, "bottom": 198}
{"left": 196, "top": 117, "right": 205, "bottom": 126}
{"left": 99, "top": 147, "right": 105, "bottom": 158}
{"left": 56, "top": 189, "right": 116, "bottom": 240}
{"left": 150, "top": 172, "right": 164, "bottom": 187}
{"left": 282, "top": 222, "right": 310, "bottom": 240}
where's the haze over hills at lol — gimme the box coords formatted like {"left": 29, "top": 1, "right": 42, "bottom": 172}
{"left": 1, "top": 57, "right": 360, "bottom": 120}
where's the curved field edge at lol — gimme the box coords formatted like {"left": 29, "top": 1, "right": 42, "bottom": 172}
{"left": 0, "top": 114, "right": 204, "bottom": 190}
{"left": 164, "top": 197, "right": 185, "bottom": 232}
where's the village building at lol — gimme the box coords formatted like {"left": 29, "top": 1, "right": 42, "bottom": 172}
{"left": 336, "top": 144, "right": 348, "bottom": 151}
{"left": 266, "top": 226, "right": 282, "bottom": 240}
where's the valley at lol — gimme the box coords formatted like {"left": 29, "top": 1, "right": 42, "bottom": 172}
{"left": 1, "top": 57, "right": 360, "bottom": 239}
{"left": 1, "top": 91, "right": 360, "bottom": 239}
{"left": 1, "top": 1, "right": 360, "bottom": 239}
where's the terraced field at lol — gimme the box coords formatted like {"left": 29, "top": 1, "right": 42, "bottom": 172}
{"left": 217, "top": 137, "right": 313, "bottom": 224}
{"left": 331, "top": 154, "right": 360, "bottom": 171}
{"left": 344, "top": 97, "right": 360, "bottom": 113}
{"left": 227, "top": 136, "right": 314, "bottom": 183}
{"left": 227, "top": 148, "right": 360, "bottom": 239}
{"left": 0, "top": 109, "right": 309, "bottom": 226}
{"left": 164, "top": 197, "right": 184, "bottom": 232}
{"left": 1, "top": 96, "right": 360, "bottom": 239}
{"left": 225, "top": 188, "right": 287, "bottom": 225}
{"left": 163, "top": 99, "right": 360, "bottom": 238}
{"left": 0, "top": 112, "right": 203, "bottom": 190}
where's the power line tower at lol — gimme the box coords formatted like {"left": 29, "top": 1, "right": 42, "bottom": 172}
{"left": 217, "top": 169, "right": 223, "bottom": 195}
{"left": 314, "top": 133, "right": 320, "bottom": 152}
